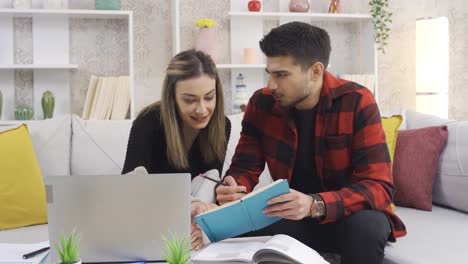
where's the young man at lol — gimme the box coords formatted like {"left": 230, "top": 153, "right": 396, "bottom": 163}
{"left": 216, "top": 22, "right": 406, "bottom": 264}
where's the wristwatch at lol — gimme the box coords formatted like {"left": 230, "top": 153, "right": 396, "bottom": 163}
{"left": 309, "top": 195, "right": 325, "bottom": 219}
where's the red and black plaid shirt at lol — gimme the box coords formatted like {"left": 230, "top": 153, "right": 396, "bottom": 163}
{"left": 226, "top": 71, "right": 406, "bottom": 241}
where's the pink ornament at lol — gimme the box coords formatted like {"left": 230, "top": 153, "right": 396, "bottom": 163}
{"left": 194, "top": 27, "right": 220, "bottom": 63}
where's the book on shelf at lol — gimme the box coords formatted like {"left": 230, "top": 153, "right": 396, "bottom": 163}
{"left": 81, "top": 75, "right": 98, "bottom": 120}
{"left": 110, "top": 76, "right": 130, "bottom": 120}
{"left": 195, "top": 179, "right": 289, "bottom": 242}
{"left": 192, "top": 234, "right": 329, "bottom": 264}
{"left": 82, "top": 75, "right": 130, "bottom": 120}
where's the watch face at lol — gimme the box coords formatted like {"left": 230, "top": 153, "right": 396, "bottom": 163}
{"left": 315, "top": 202, "right": 325, "bottom": 216}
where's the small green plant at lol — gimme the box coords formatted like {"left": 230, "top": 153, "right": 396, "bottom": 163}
{"left": 162, "top": 232, "right": 191, "bottom": 264}
{"left": 55, "top": 230, "right": 81, "bottom": 264}
{"left": 369, "top": 0, "right": 393, "bottom": 54}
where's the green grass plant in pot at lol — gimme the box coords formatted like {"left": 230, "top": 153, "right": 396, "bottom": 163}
{"left": 55, "top": 230, "right": 81, "bottom": 264}
{"left": 41, "top": 90, "right": 55, "bottom": 119}
{"left": 162, "top": 232, "right": 190, "bottom": 264}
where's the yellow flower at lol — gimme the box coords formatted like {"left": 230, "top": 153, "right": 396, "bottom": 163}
{"left": 195, "top": 18, "right": 215, "bottom": 28}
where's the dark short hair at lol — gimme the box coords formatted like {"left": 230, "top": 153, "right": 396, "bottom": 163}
{"left": 259, "top": 22, "right": 331, "bottom": 70}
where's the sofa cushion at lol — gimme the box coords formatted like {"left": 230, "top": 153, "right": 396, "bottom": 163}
{"left": 0, "top": 125, "right": 47, "bottom": 230}
{"left": 0, "top": 115, "right": 71, "bottom": 176}
{"left": 393, "top": 126, "right": 448, "bottom": 210}
{"left": 384, "top": 206, "right": 468, "bottom": 264}
{"left": 71, "top": 114, "right": 132, "bottom": 175}
{"left": 406, "top": 110, "right": 468, "bottom": 213}
{"left": 381, "top": 110, "right": 407, "bottom": 130}
{"left": 381, "top": 115, "right": 403, "bottom": 163}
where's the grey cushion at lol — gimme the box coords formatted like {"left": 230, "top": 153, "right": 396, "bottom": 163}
{"left": 384, "top": 206, "right": 468, "bottom": 264}
{"left": 406, "top": 110, "right": 468, "bottom": 213}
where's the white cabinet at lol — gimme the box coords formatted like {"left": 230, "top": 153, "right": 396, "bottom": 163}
{"left": 227, "top": 0, "right": 378, "bottom": 102}
{"left": 0, "top": 8, "right": 134, "bottom": 120}
{"left": 173, "top": 0, "right": 378, "bottom": 112}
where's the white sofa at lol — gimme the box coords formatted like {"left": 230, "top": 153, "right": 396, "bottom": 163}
{"left": 1, "top": 111, "right": 467, "bottom": 264}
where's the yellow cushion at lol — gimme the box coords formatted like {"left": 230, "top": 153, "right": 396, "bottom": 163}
{"left": 0, "top": 124, "right": 47, "bottom": 230}
{"left": 381, "top": 115, "right": 403, "bottom": 163}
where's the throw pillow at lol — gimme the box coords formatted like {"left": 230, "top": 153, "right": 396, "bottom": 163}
{"left": 393, "top": 126, "right": 448, "bottom": 211}
{"left": 0, "top": 124, "right": 47, "bottom": 230}
{"left": 381, "top": 115, "right": 403, "bottom": 163}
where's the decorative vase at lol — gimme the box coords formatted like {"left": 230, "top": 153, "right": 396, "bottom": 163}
{"left": 95, "top": 0, "right": 121, "bottom": 10}
{"left": 289, "top": 0, "right": 309, "bottom": 12}
{"left": 41, "top": 90, "right": 55, "bottom": 119}
{"left": 194, "top": 27, "right": 220, "bottom": 63}
{"left": 328, "top": 0, "right": 341, "bottom": 13}
{"left": 248, "top": 0, "right": 261, "bottom": 12}
{"left": 15, "top": 105, "right": 34, "bottom": 120}
{"left": 12, "top": 0, "right": 32, "bottom": 9}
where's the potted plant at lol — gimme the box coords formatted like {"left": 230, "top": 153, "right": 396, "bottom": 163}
{"left": 369, "top": 0, "right": 392, "bottom": 54}
{"left": 162, "top": 232, "right": 190, "bottom": 264}
{"left": 55, "top": 230, "right": 81, "bottom": 264}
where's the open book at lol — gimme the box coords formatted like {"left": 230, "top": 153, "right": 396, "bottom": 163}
{"left": 195, "top": 179, "right": 289, "bottom": 242}
{"left": 0, "top": 241, "right": 49, "bottom": 264}
{"left": 192, "top": 235, "right": 329, "bottom": 264}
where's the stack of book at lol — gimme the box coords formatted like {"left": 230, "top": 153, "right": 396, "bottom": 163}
{"left": 81, "top": 75, "right": 130, "bottom": 120}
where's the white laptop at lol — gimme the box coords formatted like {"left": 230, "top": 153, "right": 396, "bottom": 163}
{"left": 45, "top": 174, "right": 191, "bottom": 263}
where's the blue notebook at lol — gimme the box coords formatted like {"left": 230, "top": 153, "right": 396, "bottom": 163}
{"left": 195, "top": 179, "right": 290, "bottom": 242}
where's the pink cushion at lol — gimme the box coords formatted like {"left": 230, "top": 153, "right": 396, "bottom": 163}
{"left": 393, "top": 126, "right": 448, "bottom": 211}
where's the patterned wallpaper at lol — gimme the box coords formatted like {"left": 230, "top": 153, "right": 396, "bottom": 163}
{"left": 11, "top": 0, "right": 468, "bottom": 119}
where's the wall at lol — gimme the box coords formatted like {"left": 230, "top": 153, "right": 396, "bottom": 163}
{"left": 11, "top": 0, "right": 468, "bottom": 119}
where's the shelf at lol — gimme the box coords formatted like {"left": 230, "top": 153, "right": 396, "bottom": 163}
{"left": 0, "top": 9, "right": 131, "bottom": 19}
{"left": 0, "top": 64, "right": 79, "bottom": 69}
{"left": 217, "top": 64, "right": 266, "bottom": 69}
{"left": 229, "top": 12, "right": 372, "bottom": 22}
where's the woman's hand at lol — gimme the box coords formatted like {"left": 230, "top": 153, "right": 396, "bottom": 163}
{"left": 191, "top": 200, "right": 217, "bottom": 250}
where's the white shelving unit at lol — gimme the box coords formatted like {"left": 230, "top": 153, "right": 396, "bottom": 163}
{"left": 0, "top": 8, "right": 134, "bottom": 120}
{"left": 171, "top": 0, "right": 378, "bottom": 110}
{"left": 0, "top": 64, "right": 79, "bottom": 69}
{"left": 216, "top": 64, "right": 266, "bottom": 69}
{"left": 229, "top": 11, "right": 373, "bottom": 21}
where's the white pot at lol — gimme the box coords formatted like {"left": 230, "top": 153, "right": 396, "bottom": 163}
{"left": 59, "top": 261, "right": 81, "bottom": 264}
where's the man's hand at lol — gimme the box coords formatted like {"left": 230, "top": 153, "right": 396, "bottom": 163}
{"left": 191, "top": 201, "right": 217, "bottom": 250}
{"left": 262, "top": 189, "right": 313, "bottom": 220}
{"left": 215, "top": 176, "right": 247, "bottom": 205}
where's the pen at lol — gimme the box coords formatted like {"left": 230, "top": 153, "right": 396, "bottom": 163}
{"left": 200, "top": 174, "right": 247, "bottom": 194}
{"left": 22, "top": 246, "right": 50, "bottom": 259}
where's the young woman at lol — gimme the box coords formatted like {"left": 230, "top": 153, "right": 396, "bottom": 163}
{"left": 122, "top": 50, "right": 230, "bottom": 250}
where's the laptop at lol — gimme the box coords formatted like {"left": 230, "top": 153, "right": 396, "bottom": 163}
{"left": 45, "top": 174, "right": 191, "bottom": 263}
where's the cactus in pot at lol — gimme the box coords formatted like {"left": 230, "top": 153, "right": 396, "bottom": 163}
{"left": 41, "top": 90, "right": 55, "bottom": 119}
{"left": 15, "top": 105, "right": 34, "bottom": 120}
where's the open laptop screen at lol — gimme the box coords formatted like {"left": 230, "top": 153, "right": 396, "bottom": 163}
{"left": 45, "top": 173, "right": 191, "bottom": 263}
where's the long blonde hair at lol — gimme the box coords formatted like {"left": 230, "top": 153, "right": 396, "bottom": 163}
{"left": 140, "top": 50, "right": 226, "bottom": 170}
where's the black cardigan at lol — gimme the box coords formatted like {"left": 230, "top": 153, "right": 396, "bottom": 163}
{"left": 122, "top": 106, "right": 231, "bottom": 179}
